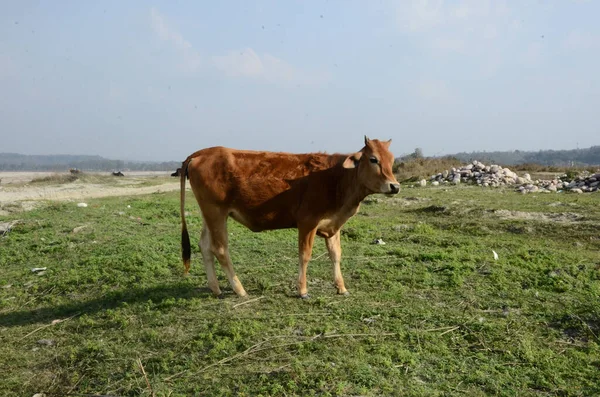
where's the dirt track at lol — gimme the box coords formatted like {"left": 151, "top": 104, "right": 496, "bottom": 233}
{"left": 0, "top": 172, "right": 180, "bottom": 214}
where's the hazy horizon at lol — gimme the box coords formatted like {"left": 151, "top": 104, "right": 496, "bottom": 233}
{"left": 1, "top": 143, "right": 599, "bottom": 164}
{"left": 2, "top": 1, "right": 599, "bottom": 162}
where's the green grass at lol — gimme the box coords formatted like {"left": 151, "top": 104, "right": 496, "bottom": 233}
{"left": 1, "top": 187, "right": 599, "bottom": 396}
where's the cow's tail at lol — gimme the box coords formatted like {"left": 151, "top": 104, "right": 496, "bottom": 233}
{"left": 180, "top": 158, "right": 191, "bottom": 274}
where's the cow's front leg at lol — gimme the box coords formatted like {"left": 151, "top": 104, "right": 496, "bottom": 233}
{"left": 297, "top": 227, "right": 317, "bottom": 299}
{"left": 325, "top": 231, "right": 348, "bottom": 295}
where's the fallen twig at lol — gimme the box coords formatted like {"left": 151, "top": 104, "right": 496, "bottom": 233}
{"left": 62, "top": 393, "right": 121, "bottom": 397}
{"left": 251, "top": 254, "right": 402, "bottom": 269}
{"left": 266, "top": 363, "right": 292, "bottom": 374}
{"left": 164, "top": 336, "right": 278, "bottom": 381}
{"left": 439, "top": 326, "right": 460, "bottom": 336}
{"left": 18, "top": 313, "right": 80, "bottom": 341}
{"left": 137, "top": 358, "right": 155, "bottom": 397}
{"left": 277, "top": 312, "right": 330, "bottom": 317}
{"left": 20, "top": 286, "right": 56, "bottom": 309}
{"left": 572, "top": 314, "right": 599, "bottom": 342}
{"left": 312, "top": 251, "right": 328, "bottom": 261}
{"left": 164, "top": 332, "right": 395, "bottom": 381}
{"left": 232, "top": 296, "right": 264, "bottom": 309}
{"left": 424, "top": 325, "right": 459, "bottom": 332}
{"left": 65, "top": 374, "right": 86, "bottom": 395}
{"left": 321, "top": 332, "right": 396, "bottom": 339}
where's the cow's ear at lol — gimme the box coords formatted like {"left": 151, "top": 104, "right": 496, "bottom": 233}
{"left": 383, "top": 139, "right": 392, "bottom": 148}
{"left": 343, "top": 152, "right": 362, "bottom": 169}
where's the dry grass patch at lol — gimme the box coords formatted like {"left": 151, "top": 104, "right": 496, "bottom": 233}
{"left": 395, "top": 157, "right": 463, "bottom": 182}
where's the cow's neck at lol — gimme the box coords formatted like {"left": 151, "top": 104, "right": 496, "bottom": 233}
{"left": 336, "top": 167, "right": 371, "bottom": 210}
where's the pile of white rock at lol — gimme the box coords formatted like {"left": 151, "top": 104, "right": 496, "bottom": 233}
{"left": 512, "top": 171, "right": 600, "bottom": 193}
{"left": 429, "top": 161, "right": 524, "bottom": 187}
{"left": 427, "top": 161, "right": 599, "bottom": 193}
{"left": 534, "top": 172, "right": 600, "bottom": 194}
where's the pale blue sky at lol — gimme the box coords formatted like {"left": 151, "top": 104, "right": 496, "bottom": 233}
{"left": 1, "top": 1, "right": 598, "bottom": 161}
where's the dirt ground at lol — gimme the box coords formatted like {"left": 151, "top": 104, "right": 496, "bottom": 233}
{"left": 0, "top": 171, "right": 169, "bottom": 184}
{"left": 0, "top": 171, "right": 180, "bottom": 215}
{"left": 492, "top": 209, "right": 585, "bottom": 223}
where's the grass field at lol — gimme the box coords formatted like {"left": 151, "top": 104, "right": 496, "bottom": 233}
{"left": 1, "top": 186, "right": 599, "bottom": 396}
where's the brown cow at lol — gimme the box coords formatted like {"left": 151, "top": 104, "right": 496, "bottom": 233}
{"left": 180, "top": 136, "right": 400, "bottom": 299}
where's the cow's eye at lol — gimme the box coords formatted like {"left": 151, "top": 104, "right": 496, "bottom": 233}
{"left": 369, "top": 156, "right": 379, "bottom": 164}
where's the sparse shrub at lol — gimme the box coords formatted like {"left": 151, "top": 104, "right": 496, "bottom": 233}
{"left": 509, "top": 162, "right": 598, "bottom": 174}
{"left": 563, "top": 170, "right": 579, "bottom": 180}
{"left": 31, "top": 173, "right": 79, "bottom": 184}
{"left": 394, "top": 156, "right": 463, "bottom": 182}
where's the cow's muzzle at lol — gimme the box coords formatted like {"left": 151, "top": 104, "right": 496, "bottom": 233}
{"left": 389, "top": 183, "right": 400, "bottom": 194}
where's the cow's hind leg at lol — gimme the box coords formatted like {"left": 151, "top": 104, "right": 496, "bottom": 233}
{"left": 203, "top": 210, "right": 248, "bottom": 298}
{"left": 325, "top": 231, "right": 348, "bottom": 295}
{"left": 199, "top": 223, "right": 222, "bottom": 297}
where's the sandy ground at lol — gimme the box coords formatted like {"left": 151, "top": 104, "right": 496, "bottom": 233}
{"left": 0, "top": 171, "right": 180, "bottom": 215}
{"left": 0, "top": 171, "right": 169, "bottom": 184}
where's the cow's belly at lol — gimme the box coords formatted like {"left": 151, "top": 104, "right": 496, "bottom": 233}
{"left": 229, "top": 209, "right": 296, "bottom": 232}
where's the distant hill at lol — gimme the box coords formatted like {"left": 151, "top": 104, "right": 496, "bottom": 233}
{"left": 0, "top": 153, "right": 179, "bottom": 172}
{"left": 4, "top": 145, "right": 600, "bottom": 172}
{"left": 446, "top": 146, "right": 600, "bottom": 167}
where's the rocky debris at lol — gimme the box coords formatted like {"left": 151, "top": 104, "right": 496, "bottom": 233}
{"left": 72, "top": 225, "right": 89, "bottom": 233}
{"left": 516, "top": 171, "right": 599, "bottom": 194}
{"left": 493, "top": 209, "right": 584, "bottom": 223}
{"left": 429, "top": 161, "right": 600, "bottom": 193}
{"left": 0, "top": 220, "right": 21, "bottom": 236}
{"left": 431, "top": 160, "right": 524, "bottom": 188}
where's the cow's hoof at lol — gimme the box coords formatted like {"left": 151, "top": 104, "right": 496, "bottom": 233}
{"left": 300, "top": 293, "right": 311, "bottom": 300}
{"left": 339, "top": 291, "right": 350, "bottom": 297}
{"left": 215, "top": 293, "right": 225, "bottom": 300}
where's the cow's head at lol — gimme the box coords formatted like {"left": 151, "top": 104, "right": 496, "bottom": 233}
{"left": 343, "top": 136, "right": 400, "bottom": 195}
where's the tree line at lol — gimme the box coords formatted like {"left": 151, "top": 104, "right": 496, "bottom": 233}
{"left": 449, "top": 146, "right": 600, "bottom": 166}
{"left": 395, "top": 146, "right": 600, "bottom": 167}
{"left": 3, "top": 145, "right": 599, "bottom": 172}
{"left": 0, "top": 153, "right": 179, "bottom": 171}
